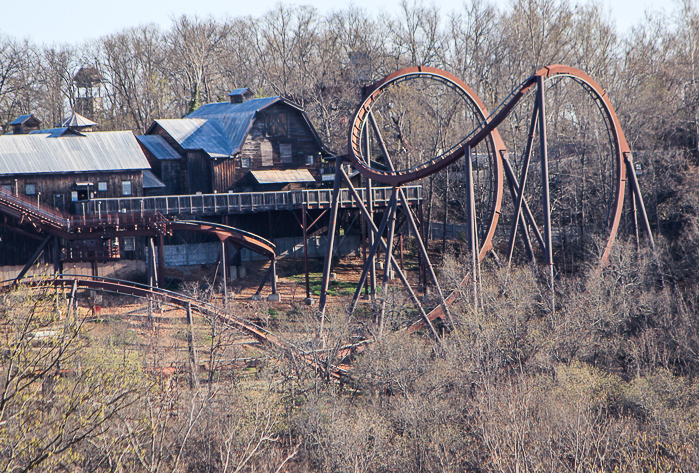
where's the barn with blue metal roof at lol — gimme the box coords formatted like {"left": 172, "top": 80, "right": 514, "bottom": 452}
{"left": 143, "top": 90, "right": 334, "bottom": 194}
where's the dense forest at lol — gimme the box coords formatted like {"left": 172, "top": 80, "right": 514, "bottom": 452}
{"left": 4, "top": 0, "right": 699, "bottom": 471}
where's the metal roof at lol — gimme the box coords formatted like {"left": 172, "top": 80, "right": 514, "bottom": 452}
{"left": 186, "top": 97, "right": 284, "bottom": 155}
{"left": 143, "top": 169, "right": 166, "bottom": 188}
{"left": 153, "top": 118, "right": 231, "bottom": 158}
{"left": 151, "top": 96, "right": 334, "bottom": 158}
{"left": 136, "top": 135, "right": 181, "bottom": 160}
{"left": 228, "top": 88, "right": 253, "bottom": 97}
{"left": 0, "top": 130, "right": 150, "bottom": 176}
{"left": 30, "top": 127, "right": 83, "bottom": 138}
{"left": 9, "top": 114, "right": 41, "bottom": 126}
{"left": 251, "top": 169, "right": 316, "bottom": 184}
{"left": 61, "top": 112, "right": 97, "bottom": 128}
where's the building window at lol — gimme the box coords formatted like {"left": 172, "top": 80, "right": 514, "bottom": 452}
{"left": 25, "top": 184, "right": 36, "bottom": 195}
{"left": 122, "top": 181, "right": 132, "bottom": 196}
{"left": 123, "top": 237, "right": 135, "bottom": 251}
{"left": 71, "top": 191, "right": 78, "bottom": 202}
{"left": 97, "top": 181, "right": 108, "bottom": 192}
{"left": 240, "top": 157, "right": 250, "bottom": 168}
{"left": 306, "top": 155, "right": 314, "bottom": 165}
{"left": 280, "top": 143, "right": 292, "bottom": 164}
{"left": 266, "top": 113, "right": 288, "bottom": 136}
{"left": 1, "top": 185, "right": 11, "bottom": 194}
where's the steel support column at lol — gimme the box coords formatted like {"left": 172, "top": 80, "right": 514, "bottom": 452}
{"left": 537, "top": 75, "right": 555, "bottom": 313}
{"left": 302, "top": 204, "right": 311, "bottom": 303}
{"left": 466, "top": 146, "right": 480, "bottom": 310}
{"left": 157, "top": 232, "right": 165, "bottom": 288}
{"left": 220, "top": 239, "right": 227, "bottom": 304}
{"left": 319, "top": 156, "right": 343, "bottom": 320}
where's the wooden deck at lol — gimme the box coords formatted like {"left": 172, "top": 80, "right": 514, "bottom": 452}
{"left": 85, "top": 186, "right": 422, "bottom": 216}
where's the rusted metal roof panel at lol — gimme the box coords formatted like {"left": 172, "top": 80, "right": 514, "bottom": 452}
{"left": 251, "top": 169, "right": 316, "bottom": 184}
{"left": 143, "top": 169, "right": 166, "bottom": 188}
{"left": 0, "top": 130, "right": 150, "bottom": 175}
{"left": 154, "top": 118, "right": 231, "bottom": 158}
{"left": 136, "top": 135, "right": 181, "bottom": 160}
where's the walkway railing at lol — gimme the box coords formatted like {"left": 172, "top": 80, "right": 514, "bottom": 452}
{"left": 84, "top": 186, "right": 422, "bottom": 216}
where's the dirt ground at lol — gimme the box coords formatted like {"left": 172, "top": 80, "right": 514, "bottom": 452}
{"left": 59, "top": 251, "right": 426, "bottom": 379}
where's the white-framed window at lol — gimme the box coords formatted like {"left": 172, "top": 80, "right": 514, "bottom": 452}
{"left": 25, "top": 184, "right": 36, "bottom": 195}
{"left": 123, "top": 237, "right": 135, "bottom": 251}
{"left": 97, "top": 181, "right": 108, "bottom": 192}
{"left": 280, "top": 143, "right": 292, "bottom": 163}
{"left": 306, "top": 155, "right": 314, "bottom": 165}
{"left": 240, "top": 157, "right": 251, "bottom": 168}
{"left": 71, "top": 191, "right": 78, "bottom": 202}
{"left": 121, "top": 181, "right": 132, "bottom": 196}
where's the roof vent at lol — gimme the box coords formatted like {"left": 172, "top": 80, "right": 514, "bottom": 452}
{"left": 60, "top": 112, "right": 98, "bottom": 132}
{"left": 229, "top": 88, "right": 254, "bottom": 104}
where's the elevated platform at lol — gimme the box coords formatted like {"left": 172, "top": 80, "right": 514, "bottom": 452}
{"left": 83, "top": 186, "right": 422, "bottom": 216}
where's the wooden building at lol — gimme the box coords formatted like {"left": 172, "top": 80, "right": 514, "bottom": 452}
{"left": 7, "top": 114, "right": 41, "bottom": 135}
{"left": 141, "top": 89, "right": 334, "bottom": 194}
{"left": 0, "top": 121, "right": 157, "bottom": 212}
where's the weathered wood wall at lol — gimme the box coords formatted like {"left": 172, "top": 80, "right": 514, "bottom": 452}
{"left": 0, "top": 171, "right": 144, "bottom": 212}
{"left": 231, "top": 103, "right": 325, "bottom": 191}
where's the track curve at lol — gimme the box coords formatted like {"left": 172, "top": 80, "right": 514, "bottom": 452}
{"left": 6, "top": 275, "right": 347, "bottom": 379}
{"left": 349, "top": 64, "right": 628, "bottom": 264}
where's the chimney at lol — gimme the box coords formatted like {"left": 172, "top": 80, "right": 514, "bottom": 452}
{"left": 228, "top": 88, "right": 254, "bottom": 104}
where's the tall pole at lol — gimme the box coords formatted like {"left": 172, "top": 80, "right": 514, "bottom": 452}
{"left": 466, "top": 146, "right": 479, "bottom": 310}
{"left": 365, "top": 127, "right": 376, "bottom": 300}
{"left": 157, "top": 232, "right": 165, "bottom": 288}
{"left": 318, "top": 156, "right": 343, "bottom": 324}
{"left": 537, "top": 75, "right": 555, "bottom": 314}
{"left": 302, "top": 204, "right": 312, "bottom": 304}
{"left": 378, "top": 189, "right": 398, "bottom": 339}
{"left": 220, "top": 239, "right": 227, "bottom": 305}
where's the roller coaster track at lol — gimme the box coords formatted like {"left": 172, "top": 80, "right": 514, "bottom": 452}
{"left": 343, "top": 64, "right": 654, "bottom": 335}
{"left": 7, "top": 275, "right": 347, "bottom": 380}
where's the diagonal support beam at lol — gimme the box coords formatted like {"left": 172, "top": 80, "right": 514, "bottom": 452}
{"left": 341, "top": 170, "right": 440, "bottom": 340}
{"left": 15, "top": 234, "right": 53, "bottom": 283}
{"left": 624, "top": 152, "right": 655, "bottom": 250}
{"left": 319, "top": 156, "right": 344, "bottom": 322}
{"left": 368, "top": 112, "right": 454, "bottom": 327}
{"left": 506, "top": 101, "right": 540, "bottom": 265}
{"left": 350, "top": 191, "right": 394, "bottom": 311}
{"left": 501, "top": 155, "right": 546, "bottom": 251}
{"left": 378, "top": 193, "right": 398, "bottom": 339}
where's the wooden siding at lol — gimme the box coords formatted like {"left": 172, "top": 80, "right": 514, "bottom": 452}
{"left": 141, "top": 142, "right": 183, "bottom": 196}
{"left": 213, "top": 158, "right": 235, "bottom": 193}
{"left": 231, "top": 103, "right": 325, "bottom": 191}
{"left": 187, "top": 151, "right": 212, "bottom": 194}
{"left": 0, "top": 171, "right": 144, "bottom": 213}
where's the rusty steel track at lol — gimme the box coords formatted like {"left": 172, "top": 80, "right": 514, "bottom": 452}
{"left": 338, "top": 64, "right": 654, "bottom": 337}
{"left": 7, "top": 275, "right": 348, "bottom": 380}
{"left": 348, "top": 64, "right": 635, "bottom": 264}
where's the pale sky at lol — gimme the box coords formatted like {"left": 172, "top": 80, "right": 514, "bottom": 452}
{"left": 0, "top": 0, "right": 673, "bottom": 46}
